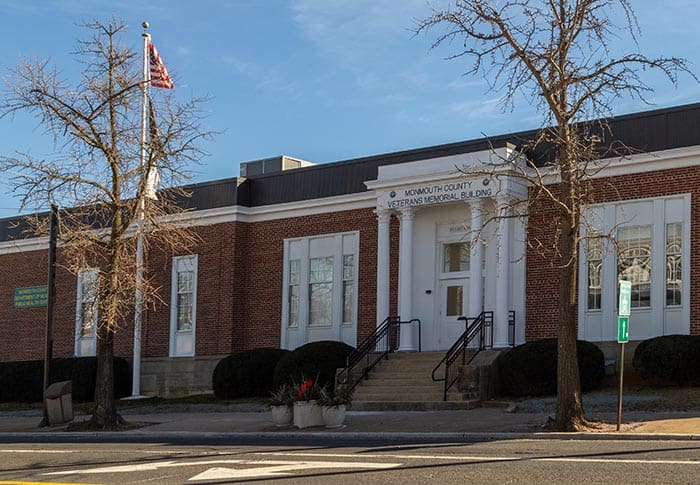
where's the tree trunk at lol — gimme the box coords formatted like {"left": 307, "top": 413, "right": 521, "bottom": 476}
{"left": 554, "top": 145, "right": 587, "bottom": 431}
{"left": 554, "top": 218, "right": 586, "bottom": 430}
{"left": 90, "top": 325, "right": 124, "bottom": 428}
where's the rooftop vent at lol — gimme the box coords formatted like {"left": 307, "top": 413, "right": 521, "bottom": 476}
{"left": 240, "top": 155, "right": 315, "bottom": 177}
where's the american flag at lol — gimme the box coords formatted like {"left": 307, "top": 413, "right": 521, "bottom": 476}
{"left": 149, "top": 42, "right": 174, "bottom": 89}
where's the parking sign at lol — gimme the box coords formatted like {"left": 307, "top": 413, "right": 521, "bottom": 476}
{"left": 619, "top": 280, "right": 631, "bottom": 317}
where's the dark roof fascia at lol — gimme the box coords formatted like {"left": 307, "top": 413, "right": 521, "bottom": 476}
{"left": 241, "top": 102, "right": 700, "bottom": 206}
{"left": 3, "top": 102, "right": 700, "bottom": 242}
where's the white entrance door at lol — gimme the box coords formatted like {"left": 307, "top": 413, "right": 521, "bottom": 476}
{"left": 437, "top": 278, "right": 469, "bottom": 349}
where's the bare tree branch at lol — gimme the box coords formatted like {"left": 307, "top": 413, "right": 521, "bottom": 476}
{"left": 0, "top": 18, "right": 213, "bottom": 429}
{"left": 415, "top": 0, "right": 694, "bottom": 431}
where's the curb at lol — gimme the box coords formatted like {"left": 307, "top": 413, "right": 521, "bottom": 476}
{"left": 0, "top": 430, "right": 698, "bottom": 443}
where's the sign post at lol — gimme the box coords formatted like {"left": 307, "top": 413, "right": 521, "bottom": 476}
{"left": 617, "top": 280, "right": 632, "bottom": 431}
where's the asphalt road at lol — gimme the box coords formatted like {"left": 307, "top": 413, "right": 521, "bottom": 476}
{"left": 2, "top": 438, "right": 700, "bottom": 484}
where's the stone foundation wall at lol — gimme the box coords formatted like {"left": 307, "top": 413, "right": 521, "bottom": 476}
{"left": 140, "top": 355, "right": 225, "bottom": 397}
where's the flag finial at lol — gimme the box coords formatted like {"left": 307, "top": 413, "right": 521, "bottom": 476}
{"left": 142, "top": 21, "right": 149, "bottom": 30}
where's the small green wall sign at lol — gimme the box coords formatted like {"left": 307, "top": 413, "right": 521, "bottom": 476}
{"left": 13, "top": 285, "right": 48, "bottom": 308}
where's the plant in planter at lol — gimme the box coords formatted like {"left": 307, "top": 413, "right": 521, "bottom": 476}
{"left": 269, "top": 384, "right": 294, "bottom": 427}
{"left": 292, "top": 377, "right": 324, "bottom": 428}
{"left": 318, "top": 386, "right": 352, "bottom": 428}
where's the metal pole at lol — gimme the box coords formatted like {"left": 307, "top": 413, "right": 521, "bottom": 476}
{"left": 616, "top": 342, "right": 625, "bottom": 432}
{"left": 40, "top": 204, "right": 58, "bottom": 427}
{"left": 129, "top": 22, "right": 150, "bottom": 399}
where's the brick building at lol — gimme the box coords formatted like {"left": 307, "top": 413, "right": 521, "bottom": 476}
{"left": 2, "top": 103, "right": 699, "bottom": 395}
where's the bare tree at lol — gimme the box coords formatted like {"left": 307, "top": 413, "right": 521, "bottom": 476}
{"left": 416, "top": 0, "right": 691, "bottom": 430}
{"left": 0, "top": 18, "right": 211, "bottom": 429}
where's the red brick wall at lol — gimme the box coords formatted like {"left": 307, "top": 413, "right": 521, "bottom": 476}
{"left": 3, "top": 163, "right": 698, "bottom": 363}
{"left": 0, "top": 206, "right": 397, "bottom": 362}
{"left": 143, "top": 221, "right": 239, "bottom": 358}
{"left": 526, "top": 165, "right": 700, "bottom": 339}
{"left": 231, "top": 207, "right": 393, "bottom": 350}
{"left": 0, "top": 247, "right": 134, "bottom": 361}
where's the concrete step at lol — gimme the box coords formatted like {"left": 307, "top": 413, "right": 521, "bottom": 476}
{"left": 348, "top": 350, "right": 481, "bottom": 407}
{"left": 350, "top": 400, "right": 480, "bottom": 411}
{"left": 353, "top": 390, "right": 445, "bottom": 401}
{"left": 351, "top": 392, "right": 445, "bottom": 401}
{"left": 368, "top": 365, "right": 444, "bottom": 379}
{"left": 386, "top": 351, "right": 445, "bottom": 360}
{"left": 365, "top": 373, "right": 437, "bottom": 380}
{"left": 356, "top": 379, "right": 444, "bottom": 389}
{"left": 446, "top": 390, "right": 480, "bottom": 401}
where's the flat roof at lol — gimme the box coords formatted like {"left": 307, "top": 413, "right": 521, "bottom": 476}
{"left": 3, "top": 102, "right": 700, "bottom": 242}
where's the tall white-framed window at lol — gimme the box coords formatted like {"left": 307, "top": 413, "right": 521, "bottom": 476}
{"left": 75, "top": 268, "right": 99, "bottom": 357}
{"left": 617, "top": 224, "right": 652, "bottom": 308}
{"left": 666, "top": 222, "right": 682, "bottom": 307}
{"left": 342, "top": 254, "right": 355, "bottom": 324}
{"left": 309, "top": 256, "right": 333, "bottom": 325}
{"left": 281, "top": 232, "right": 359, "bottom": 349}
{"left": 579, "top": 195, "right": 690, "bottom": 342}
{"left": 169, "top": 254, "right": 198, "bottom": 357}
{"left": 586, "top": 236, "right": 603, "bottom": 311}
{"left": 288, "top": 259, "right": 301, "bottom": 327}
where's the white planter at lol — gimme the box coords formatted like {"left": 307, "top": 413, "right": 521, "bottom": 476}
{"left": 293, "top": 400, "right": 324, "bottom": 428}
{"left": 322, "top": 404, "right": 346, "bottom": 428}
{"left": 270, "top": 405, "right": 293, "bottom": 427}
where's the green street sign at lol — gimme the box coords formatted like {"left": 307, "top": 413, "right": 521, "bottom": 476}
{"left": 617, "top": 316, "right": 629, "bottom": 343}
{"left": 13, "top": 285, "right": 48, "bottom": 308}
{"left": 619, "top": 280, "right": 632, "bottom": 316}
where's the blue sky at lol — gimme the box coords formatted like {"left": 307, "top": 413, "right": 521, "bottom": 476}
{"left": 1, "top": 1, "right": 699, "bottom": 217}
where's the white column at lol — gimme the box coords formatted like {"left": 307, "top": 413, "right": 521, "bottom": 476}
{"left": 376, "top": 209, "right": 391, "bottom": 328}
{"left": 495, "top": 197, "right": 511, "bottom": 348}
{"left": 398, "top": 207, "right": 416, "bottom": 351}
{"left": 469, "top": 199, "right": 484, "bottom": 318}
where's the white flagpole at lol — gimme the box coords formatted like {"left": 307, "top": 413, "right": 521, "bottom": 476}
{"left": 129, "top": 21, "right": 150, "bottom": 399}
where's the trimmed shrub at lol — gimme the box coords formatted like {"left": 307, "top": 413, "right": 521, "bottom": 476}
{"left": 272, "top": 340, "right": 355, "bottom": 391}
{"left": 632, "top": 335, "right": 700, "bottom": 385}
{"left": 497, "top": 339, "right": 604, "bottom": 397}
{"left": 0, "top": 357, "right": 131, "bottom": 403}
{"left": 212, "top": 348, "right": 290, "bottom": 399}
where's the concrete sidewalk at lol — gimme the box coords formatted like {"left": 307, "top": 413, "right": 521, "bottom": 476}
{"left": 1, "top": 406, "right": 699, "bottom": 440}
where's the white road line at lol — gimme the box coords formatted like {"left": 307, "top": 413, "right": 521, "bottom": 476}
{"left": 260, "top": 452, "right": 515, "bottom": 461}
{"left": 188, "top": 461, "right": 400, "bottom": 481}
{"left": 0, "top": 450, "right": 76, "bottom": 454}
{"left": 542, "top": 457, "right": 700, "bottom": 465}
{"left": 260, "top": 451, "right": 700, "bottom": 466}
{"left": 44, "top": 459, "right": 401, "bottom": 476}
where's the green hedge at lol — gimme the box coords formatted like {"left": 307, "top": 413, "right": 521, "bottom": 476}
{"left": 497, "top": 339, "right": 604, "bottom": 397}
{"left": 0, "top": 357, "right": 131, "bottom": 403}
{"left": 632, "top": 335, "right": 700, "bottom": 385}
{"left": 212, "top": 348, "right": 290, "bottom": 399}
{"left": 272, "top": 340, "right": 355, "bottom": 391}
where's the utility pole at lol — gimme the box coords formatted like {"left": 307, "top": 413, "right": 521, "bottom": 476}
{"left": 40, "top": 204, "right": 58, "bottom": 427}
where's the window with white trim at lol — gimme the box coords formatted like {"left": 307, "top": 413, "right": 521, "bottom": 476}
{"left": 288, "top": 259, "right": 300, "bottom": 327}
{"left": 666, "top": 222, "right": 682, "bottom": 307}
{"left": 75, "top": 268, "right": 98, "bottom": 357}
{"left": 443, "top": 242, "right": 470, "bottom": 273}
{"left": 617, "top": 225, "right": 652, "bottom": 308}
{"left": 309, "top": 256, "right": 333, "bottom": 325}
{"left": 587, "top": 237, "right": 602, "bottom": 311}
{"left": 580, "top": 196, "right": 689, "bottom": 342}
{"left": 169, "top": 254, "right": 198, "bottom": 357}
{"left": 281, "top": 232, "right": 359, "bottom": 348}
{"left": 342, "top": 254, "right": 354, "bottom": 324}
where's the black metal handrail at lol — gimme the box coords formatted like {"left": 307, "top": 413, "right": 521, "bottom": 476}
{"left": 401, "top": 318, "right": 422, "bottom": 353}
{"left": 431, "top": 311, "right": 494, "bottom": 401}
{"left": 337, "top": 316, "right": 421, "bottom": 393}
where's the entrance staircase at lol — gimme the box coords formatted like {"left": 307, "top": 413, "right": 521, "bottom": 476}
{"left": 350, "top": 352, "right": 480, "bottom": 411}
